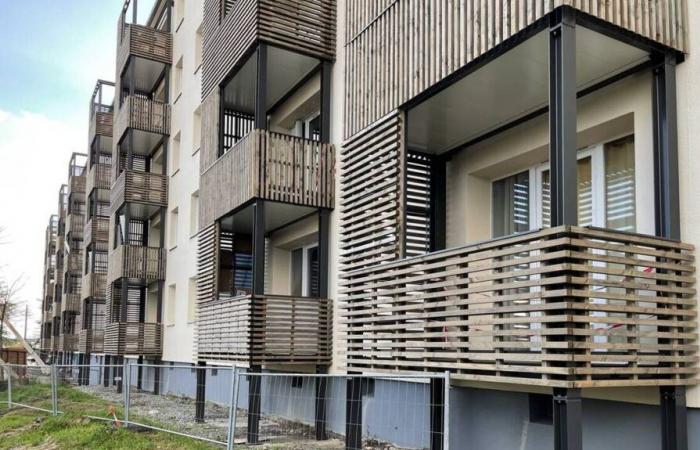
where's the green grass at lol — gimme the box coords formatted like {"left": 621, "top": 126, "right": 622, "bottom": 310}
{"left": 0, "top": 382, "right": 219, "bottom": 450}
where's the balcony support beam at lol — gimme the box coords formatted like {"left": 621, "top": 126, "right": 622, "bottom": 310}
{"left": 153, "top": 357, "right": 161, "bottom": 395}
{"left": 255, "top": 44, "right": 268, "bottom": 130}
{"left": 252, "top": 200, "right": 266, "bottom": 296}
{"left": 318, "top": 209, "right": 330, "bottom": 298}
{"left": 430, "top": 376, "right": 446, "bottom": 450}
{"left": 247, "top": 366, "right": 262, "bottom": 444}
{"left": 346, "top": 377, "right": 363, "bottom": 450}
{"left": 548, "top": 7, "right": 578, "bottom": 227}
{"left": 195, "top": 361, "right": 206, "bottom": 423}
{"left": 553, "top": 388, "right": 582, "bottom": 450}
{"left": 653, "top": 53, "right": 680, "bottom": 241}
{"left": 315, "top": 365, "right": 328, "bottom": 440}
{"left": 661, "top": 386, "right": 687, "bottom": 450}
{"left": 103, "top": 355, "right": 110, "bottom": 387}
{"left": 429, "top": 156, "right": 447, "bottom": 252}
{"left": 320, "top": 61, "right": 332, "bottom": 142}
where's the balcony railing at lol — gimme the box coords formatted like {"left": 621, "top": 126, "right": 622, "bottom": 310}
{"left": 107, "top": 245, "right": 166, "bottom": 284}
{"left": 115, "top": 95, "right": 171, "bottom": 140}
{"left": 86, "top": 162, "right": 111, "bottom": 194}
{"left": 84, "top": 217, "right": 109, "bottom": 247}
{"left": 89, "top": 108, "right": 113, "bottom": 145}
{"left": 202, "top": 0, "right": 336, "bottom": 96}
{"left": 61, "top": 293, "right": 81, "bottom": 314}
{"left": 69, "top": 174, "right": 86, "bottom": 197}
{"left": 197, "top": 294, "right": 332, "bottom": 365}
{"left": 81, "top": 272, "right": 107, "bottom": 301}
{"left": 65, "top": 212, "right": 84, "bottom": 238}
{"left": 342, "top": 226, "right": 698, "bottom": 388}
{"left": 200, "top": 130, "right": 335, "bottom": 225}
{"left": 104, "top": 322, "right": 162, "bottom": 356}
{"left": 79, "top": 329, "right": 105, "bottom": 354}
{"left": 111, "top": 169, "right": 168, "bottom": 211}
{"left": 59, "top": 334, "right": 79, "bottom": 352}
{"left": 66, "top": 252, "right": 82, "bottom": 273}
{"left": 116, "top": 14, "right": 172, "bottom": 75}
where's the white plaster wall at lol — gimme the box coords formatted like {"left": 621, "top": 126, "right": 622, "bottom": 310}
{"left": 161, "top": 0, "right": 203, "bottom": 364}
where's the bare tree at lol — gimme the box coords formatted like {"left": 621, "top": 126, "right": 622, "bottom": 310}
{"left": 0, "top": 227, "right": 25, "bottom": 349}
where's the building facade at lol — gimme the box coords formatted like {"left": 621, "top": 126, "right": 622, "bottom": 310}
{"left": 37, "top": 1, "right": 700, "bottom": 449}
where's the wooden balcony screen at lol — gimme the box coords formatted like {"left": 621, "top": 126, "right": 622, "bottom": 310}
{"left": 108, "top": 245, "right": 166, "bottom": 284}
{"left": 66, "top": 213, "right": 84, "bottom": 238}
{"left": 344, "top": 0, "right": 686, "bottom": 138}
{"left": 84, "top": 217, "right": 110, "bottom": 247}
{"left": 104, "top": 322, "right": 162, "bottom": 356}
{"left": 67, "top": 252, "right": 82, "bottom": 273}
{"left": 116, "top": 22, "right": 172, "bottom": 75}
{"left": 61, "top": 293, "right": 81, "bottom": 314}
{"left": 114, "top": 96, "right": 171, "bottom": 140}
{"left": 89, "top": 110, "right": 113, "bottom": 144}
{"left": 58, "top": 334, "right": 78, "bottom": 353}
{"left": 111, "top": 169, "right": 168, "bottom": 211}
{"left": 86, "top": 162, "right": 111, "bottom": 194}
{"left": 200, "top": 129, "right": 335, "bottom": 227}
{"left": 81, "top": 273, "right": 107, "bottom": 301}
{"left": 342, "top": 226, "right": 697, "bottom": 388}
{"left": 69, "top": 175, "right": 86, "bottom": 196}
{"left": 202, "top": 0, "right": 336, "bottom": 98}
{"left": 196, "top": 294, "right": 332, "bottom": 365}
{"left": 79, "top": 329, "right": 105, "bottom": 354}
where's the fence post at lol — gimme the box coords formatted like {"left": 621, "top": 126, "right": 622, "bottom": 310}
{"left": 123, "top": 360, "right": 130, "bottom": 428}
{"left": 226, "top": 367, "right": 238, "bottom": 450}
{"left": 51, "top": 364, "right": 58, "bottom": 416}
{"left": 6, "top": 365, "right": 11, "bottom": 408}
{"left": 444, "top": 371, "right": 450, "bottom": 450}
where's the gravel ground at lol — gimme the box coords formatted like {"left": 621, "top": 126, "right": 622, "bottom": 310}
{"left": 75, "top": 385, "right": 416, "bottom": 449}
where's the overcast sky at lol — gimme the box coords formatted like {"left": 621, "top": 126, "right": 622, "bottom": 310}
{"left": 0, "top": 1, "right": 125, "bottom": 338}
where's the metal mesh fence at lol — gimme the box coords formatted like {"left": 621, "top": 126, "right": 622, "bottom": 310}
{"left": 0, "top": 362, "right": 449, "bottom": 449}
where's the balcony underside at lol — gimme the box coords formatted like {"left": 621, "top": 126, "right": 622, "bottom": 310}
{"left": 197, "top": 294, "right": 332, "bottom": 366}
{"left": 104, "top": 322, "right": 162, "bottom": 356}
{"left": 342, "top": 226, "right": 697, "bottom": 388}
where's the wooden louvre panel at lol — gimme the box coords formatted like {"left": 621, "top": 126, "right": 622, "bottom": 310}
{"left": 116, "top": 17, "right": 172, "bottom": 76}
{"left": 341, "top": 226, "right": 697, "bottom": 388}
{"left": 111, "top": 169, "right": 169, "bottom": 211}
{"left": 114, "top": 96, "right": 171, "bottom": 140}
{"left": 86, "top": 163, "right": 112, "bottom": 194}
{"left": 104, "top": 322, "right": 163, "bottom": 356}
{"left": 344, "top": 0, "right": 687, "bottom": 139}
{"left": 107, "top": 245, "right": 167, "bottom": 284}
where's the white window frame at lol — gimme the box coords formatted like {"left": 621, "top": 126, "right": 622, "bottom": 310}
{"left": 290, "top": 242, "right": 319, "bottom": 297}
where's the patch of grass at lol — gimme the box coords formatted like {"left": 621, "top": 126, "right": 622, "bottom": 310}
{"left": 0, "top": 383, "right": 218, "bottom": 450}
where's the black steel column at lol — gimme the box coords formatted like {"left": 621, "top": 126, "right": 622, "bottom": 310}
{"left": 318, "top": 209, "right": 330, "bottom": 298}
{"left": 247, "top": 367, "right": 262, "bottom": 444}
{"left": 315, "top": 366, "right": 328, "bottom": 440}
{"left": 116, "top": 356, "right": 123, "bottom": 394}
{"left": 77, "top": 353, "right": 84, "bottom": 386}
{"left": 653, "top": 53, "right": 681, "bottom": 241}
{"left": 137, "top": 355, "right": 143, "bottom": 390}
{"left": 153, "top": 357, "right": 161, "bottom": 395}
{"left": 553, "top": 388, "right": 582, "bottom": 450}
{"left": 429, "top": 377, "right": 445, "bottom": 450}
{"left": 255, "top": 44, "right": 268, "bottom": 130}
{"left": 252, "top": 200, "right": 266, "bottom": 296}
{"left": 195, "top": 362, "right": 206, "bottom": 423}
{"left": 103, "top": 355, "right": 110, "bottom": 387}
{"left": 429, "top": 156, "right": 447, "bottom": 251}
{"left": 320, "top": 60, "right": 332, "bottom": 142}
{"left": 661, "top": 386, "right": 687, "bottom": 450}
{"left": 346, "top": 377, "right": 363, "bottom": 450}
{"left": 549, "top": 7, "right": 578, "bottom": 227}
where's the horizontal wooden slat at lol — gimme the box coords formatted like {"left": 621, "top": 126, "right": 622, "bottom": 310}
{"left": 104, "top": 322, "right": 162, "bottom": 356}
{"left": 111, "top": 169, "right": 169, "bottom": 211}
{"left": 114, "top": 95, "right": 171, "bottom": 141}
{"left": 107, "top": 245, "right": 166, "bottom": 284}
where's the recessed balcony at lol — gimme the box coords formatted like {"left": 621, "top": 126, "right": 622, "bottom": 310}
{"left": 107, "top": 245, "right": 166, "bottom": 284}
{"left": 104, "top": 322, "right": 162, "bottom": 356}
{"left": 196, "top": 294, "right": 332, "bottom": 366}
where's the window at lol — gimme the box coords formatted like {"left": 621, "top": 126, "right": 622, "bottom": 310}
{"left": 187, "top": 277, "right": 197, "bottom": 323}
{"left": 190, "top": 191, "right": 199, "bottom": 236}
{"left": 171, "top": 131, "right": 181, "bottom": 174}
{"left": 166, "top": 284, "right": 176, "bottom": 326}
{"left": 290, "top": 244, "right": 320, "bottom": 297}
{"left": 492, "top": 171, "right": 530, "bottom": 238}
{"left": 174, "top": 56, "right": 183, "bottom": 100}
{"left": 194, "top": 25, "right": 203, "bottom": 72}
{"left": 192, "top": 105, "right": 202, "bottom": 153}
{"left": 218, "top": 231, "right": 253, "bottom": 297}
{"left": 169, "top": 207, "right": 179, "bottom": 249}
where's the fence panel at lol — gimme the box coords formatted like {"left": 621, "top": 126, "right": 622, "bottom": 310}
{"left": 56, "top": 363, "right": 126, "bottom": 423}
{"left": 2, "top": 364, "right": 55, "bottom": 414}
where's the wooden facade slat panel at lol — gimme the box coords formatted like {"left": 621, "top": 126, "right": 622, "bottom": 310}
{"left": 341, "top": 225, "right": 697, "bottom": 388}
{"left": 107, "top": 245, "right": 166, "bottom": 284}
{"left": 89, "top": 110, "right": 113, "bottom": 147}
{"left": 111, "top": 169, "right": 169, "bottom": 211}
{"left": 116, "top": 20, "right": 172, "bottom": 76}
{"left": 84, "top": 217, "right": 110, "bottom": 249}
{"left": 344, "top": 0, "right": 687, "bottom": 140}
{"left": 114, "top": 96, "right": 171, "bottom": 141}
{"left": 104, "top": 322, "right": 162, "bottom": 356}
{"left": 86, "top": 163, "right": 112, "bottom": 194}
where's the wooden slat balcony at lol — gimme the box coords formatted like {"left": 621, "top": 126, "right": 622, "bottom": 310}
{"left": 59, "top": 334, "right": 78, "bottom": 353}
{"left": 86, "top": 163, "right": 111, "bottom": 195}
{"left": 65, "top": 212, "right": 84, "bottom": 239}
{"left": 342, "top": 226, "right": 698, "bottom": 388}
{"left": 114, "top": 95, "right": 171, "bottom": 140}
{"left": 81, "top": 273, "right": 107, "bottom": 301}
{"left": 66, "top": 252, "right": 82, "bottom": 273}
{"left": 88, "top": 107, "right": 113, "bottom": 146}
{"left": 111, "top": 169, "right": 168, "bottom": 211}
{"left": 200, "top": 130, "right": 335, "bottom": 225}
{"left": 196, "top": 294, "right": 332, "bottom": 366}
{"left": 79, "top": 329, "right": 105, "bottom": 354}
{"left": 202, "top": 0, "right": 336, "bottom": 97}
{"left": 84, "top": 217, "right": 109, "bottom": 248}
{"left": 68, "top": 174, "right": 86, "bottom": 197}
{"left": 61, "top": 293, "right": 81, "bottom": 314}
{"left": 104, "top": 322, "right": 162, "bottom": 356}
{"left": 116, "top": 19, "right": 172, "bottom": 76}
{"left": 107, "top": 245, "right": 166, "bottom": 284}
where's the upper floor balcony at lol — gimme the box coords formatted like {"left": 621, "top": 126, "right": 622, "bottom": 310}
{"left": 116, "top": 0, "right": 172, "bottom": 78}
{"left": 84, "top": 216, "right": 110, "bottom": 248}
{"left": 104, "top": 322, "right": 162, "bottom": 356}
{"left": 89, "top": 80, "right": 115, "bottom": 145}
{"left": 114, "top": 95, "right": 170, "bottom": 142}
{"left": 79, "top": 329, "right": 105, "bottom": 354}
{"left": 200, "top": 129, "right": 334, "bottom": 226}
{"left": 86, "top": 162, "right": 112, "bottom": 195}
{"left": 81, "top": 272, "right": 107, "bottom": 301}
{"left": 107, "top": 244, "right": 166, "bottom": 284}
{"left": 111, "top": 168, "right": 169, "bottom": 213}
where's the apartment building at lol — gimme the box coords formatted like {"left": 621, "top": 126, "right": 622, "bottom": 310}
{"left": 37, "top": 1, "right": 700, "bottom": 449}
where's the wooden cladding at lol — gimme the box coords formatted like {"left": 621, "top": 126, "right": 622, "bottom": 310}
{"left": 104, "top": 322, "right": 163, "bottom": 356}
{"left": 202, "top": 0, "right": 336, "bottom": 98}
{"left": 69, "top": 174, "right": 86, "bottom": 197}
{"left": 84, "top": 217, "right": 110, "bottom": 248}
{"left": 58, "top": 334, "right": 79, "bottom": 353}
{"left": 81, "top": 273, "right": 107, "bottom": 301}
{"left": 116, "top": 23, "right": 172, "bottom": 75}
{"left": 107, "top": 245, "right": 166, "bottom": 284}
{"left": 78, "top": 329, "right": 105, "bottom": 354}
{"left": 342, "top": 226, "right": 697, "bottom": 388}
{"left": 66, "top": 213, "right": 84, "bottom": 238}
{"left": 200, "top": 129, "right": 335, "bottom": 227}
{"left": 340, "top": 112, "right": 404, "bottom": 272}
{"left": 344, "top": 0, "right": 687, "bottom": 138}
{"left": 111, "top": 169, "right": 168, "bottom": 211}
{"left": 67, "top": 252, "right": 83, "bottom": 273}
{"left": 89, "top": 111, "right": 113, "bottom": 145}
{"left": 61, "top": 293, "right": 81, "bottom": 314}
{"left": 114, "top": 96, "right": 171, "bottom": 140}
{"left": 86, "top": 163, "right": 111, "bottom": 194}
{"left": 196, "top": 294, "right": 332, "bottom": 365}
